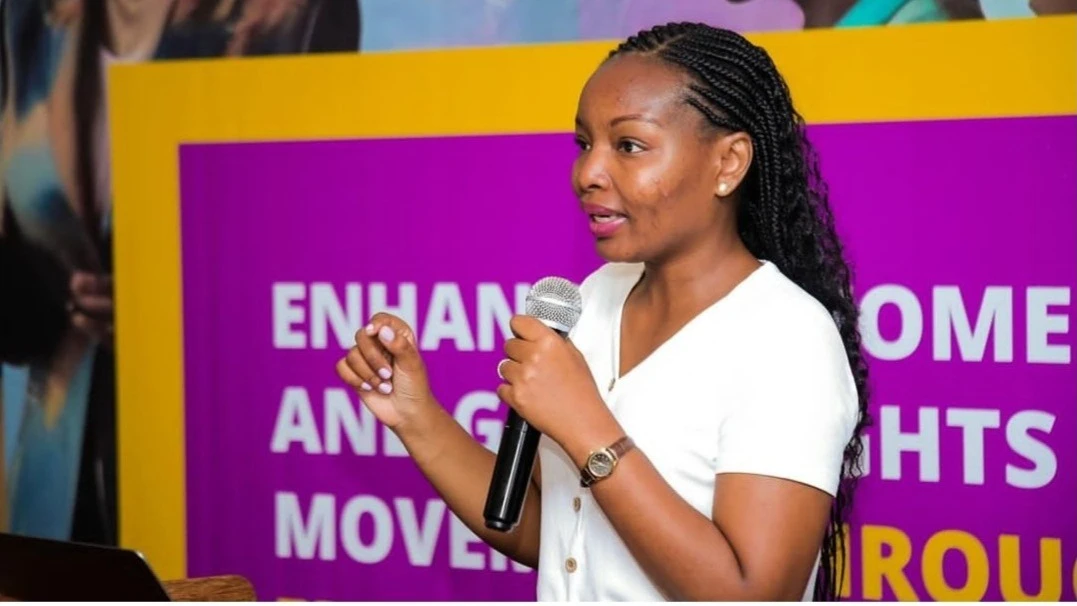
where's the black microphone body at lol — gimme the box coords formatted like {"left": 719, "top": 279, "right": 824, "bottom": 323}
{"left": 483, "top": 408, "right": 544, "bottom": 531}
{"left": 484, "top": 325, "right": 569, "bottom": 532}
{"left": 484, "top": 277, "right": 581, "bottom": 532}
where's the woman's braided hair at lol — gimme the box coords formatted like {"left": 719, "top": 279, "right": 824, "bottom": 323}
{"left": 610, "top": 22, "right": 871, "bottom": 600}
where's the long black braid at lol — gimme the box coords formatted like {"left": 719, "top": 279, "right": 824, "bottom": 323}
{"left": 611, "top": 23, "right": 871, "bottom": 601}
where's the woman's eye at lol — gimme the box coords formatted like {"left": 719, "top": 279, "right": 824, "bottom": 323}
{"left": 618, "top": 139, "right": 644, "bottom": 154}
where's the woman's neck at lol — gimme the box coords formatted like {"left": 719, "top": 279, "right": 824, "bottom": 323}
{"left": 636, "top": 234, "right": 760, "bottom": 318}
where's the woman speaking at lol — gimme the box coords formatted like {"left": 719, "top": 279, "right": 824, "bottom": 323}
{"left": 337, "top": 22, "right": 869, "bottom": 602}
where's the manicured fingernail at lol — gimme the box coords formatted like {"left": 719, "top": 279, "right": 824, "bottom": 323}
{"left": 378, "top": 367, "right": 392, "bottom": 380}
{"left": 365, "top": 323, "right": 376, "bottom": 335}
{"left": 379, "top": 326, "right": 395, "bottom": 343}
{"left": 360, "top": 382, "right": 372, "bottom": 391}
{"left": 378, "top": 382, "right": 393, "bottom": 394}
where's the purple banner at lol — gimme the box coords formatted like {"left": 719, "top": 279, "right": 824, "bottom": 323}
{"left": 180, "top": 115, "right": 1076, "bottom": 601}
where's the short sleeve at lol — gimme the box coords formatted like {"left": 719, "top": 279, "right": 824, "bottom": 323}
{"left": 714, "top": 314, "right": 859, "bottom": 496}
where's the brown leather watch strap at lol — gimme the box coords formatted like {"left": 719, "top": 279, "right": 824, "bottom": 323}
{"left": 609, "top": 436, "right": 635, "bottom": 459}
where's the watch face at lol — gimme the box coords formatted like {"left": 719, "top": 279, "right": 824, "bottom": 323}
{"left": 587, "top": 451, "right": 615, "bottom": 477}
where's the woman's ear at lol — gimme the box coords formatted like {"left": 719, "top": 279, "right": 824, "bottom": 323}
{"left": 713, "top": 132, "right": 753, "bottom": 198}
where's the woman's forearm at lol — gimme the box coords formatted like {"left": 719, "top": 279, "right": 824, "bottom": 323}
{"left": 395, "top": 399, "right": 543, "bottom": 569}
{"left": 561, "top": 422, "right": 802, "bottom": 601}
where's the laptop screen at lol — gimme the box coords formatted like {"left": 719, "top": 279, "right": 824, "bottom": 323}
{"left": 0, "top": 533, "right": 171, "bottom": 601}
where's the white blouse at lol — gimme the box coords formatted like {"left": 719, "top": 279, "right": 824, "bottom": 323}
{"left": 535, "top": 261, "right": 859, "bottom": 601}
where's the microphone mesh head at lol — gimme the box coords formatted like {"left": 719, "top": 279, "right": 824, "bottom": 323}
{"left": 525, "top": 277, "right": 583, "bottom": 333}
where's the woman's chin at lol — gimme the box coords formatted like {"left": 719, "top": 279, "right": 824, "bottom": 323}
{"left": 595, "top": 239, "right": 645, "bottom": 264}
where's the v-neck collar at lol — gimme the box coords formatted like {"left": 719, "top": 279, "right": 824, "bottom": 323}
{"left": 607, "top": 260, "right": 773, "bottom": 395}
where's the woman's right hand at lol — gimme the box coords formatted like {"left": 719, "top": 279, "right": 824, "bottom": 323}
{"left": 336, "top": 313, "right": 433, "bottom": 431}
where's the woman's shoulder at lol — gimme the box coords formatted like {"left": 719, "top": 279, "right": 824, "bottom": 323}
{"left": 740, "top": 262, "right": 843, "bottom": 342}
{"left": 714, "top": 263, "right": 853, "bottom": 391}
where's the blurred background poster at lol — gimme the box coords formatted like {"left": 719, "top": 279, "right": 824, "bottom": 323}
{"left": 358, "top": 0, "right": 1075, "bottom": 50}
{"left": 1, "top": 0, "right": 361, "bottom": 545}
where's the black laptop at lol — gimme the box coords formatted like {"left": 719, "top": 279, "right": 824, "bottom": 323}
{"left": 0, "top": 532, "right": 171, "bottom": 601}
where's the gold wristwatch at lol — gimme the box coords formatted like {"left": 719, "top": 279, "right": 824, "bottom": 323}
{"left": 580, "top": 436, "right": 635, "bottom": 487}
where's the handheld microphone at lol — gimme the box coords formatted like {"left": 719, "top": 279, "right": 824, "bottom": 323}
{"left": 484, "top": 276, "right": 583, "bottom": 532}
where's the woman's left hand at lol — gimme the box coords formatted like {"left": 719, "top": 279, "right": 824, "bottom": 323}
{"left": 497, "top": 315, "right": 619, "bottom": 455}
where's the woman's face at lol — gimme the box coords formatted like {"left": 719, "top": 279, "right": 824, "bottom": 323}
{"left": 572, "top": 53, "right": 734, "bottom": 264}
